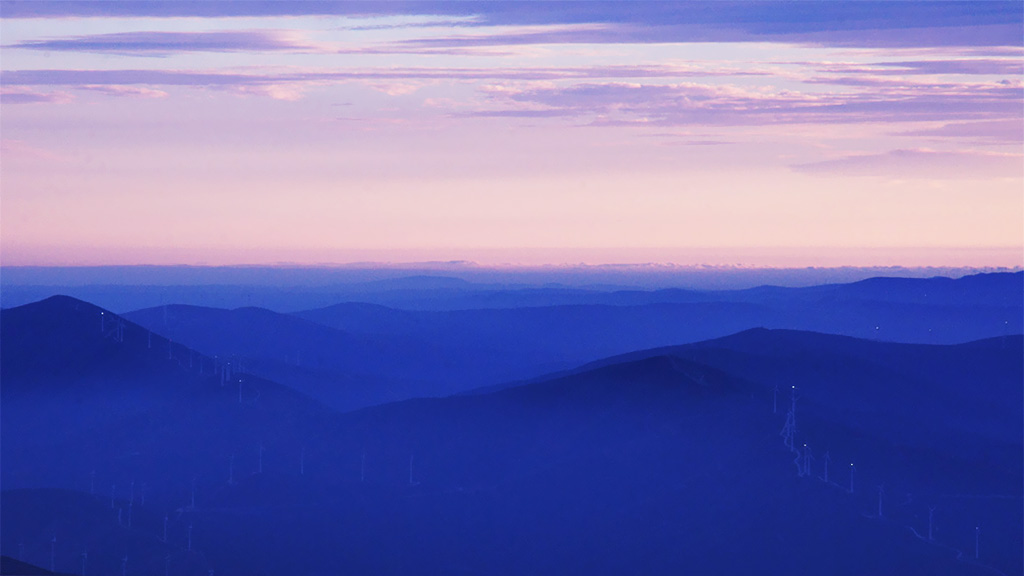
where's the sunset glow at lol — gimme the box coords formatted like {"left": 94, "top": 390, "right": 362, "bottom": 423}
{"left": 2, "top": 2, "right": 1022, "bottom": 267}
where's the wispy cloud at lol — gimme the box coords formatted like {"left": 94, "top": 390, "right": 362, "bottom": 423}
{"left": 0, "top": 87, "right": 73, "bottom": 104}
{"left": 0, "top": 139, "right": 74, "bottom": 163}
{"left": 895, "top": 120, "right": 1024, "bottom": 145}
{"left": 78, "top": 85, "right": 168, "bottom": 98}
{"left": 472, "top": 79, "right": 1024, "bottom": 127}
{"left": 5, "top": 67, "right": 1021, "bottom": 129}
{"left": 815, "top": 59, "right": 1024, "bottom": 77}
{"left": 792, "top": 149, "right": 1023, "bottom": 179}
{"left": 4, "top": 2, "right": 1021, "bottom": 48}
{"left": 0, "top": 64, "right": 768, "bottom": 89}
{"left": 6, "top": 30, "right": 322, "bottom": 56}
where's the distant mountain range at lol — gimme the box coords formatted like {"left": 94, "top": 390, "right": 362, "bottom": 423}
{"left": 2, "top": 269, "right": 1020, "bottom": 312}
{"left": 113, "top": 272, "right": 1023, "bottom": 411}
{"left": 2, "top": 293, "right": 1020, "bottom": 575}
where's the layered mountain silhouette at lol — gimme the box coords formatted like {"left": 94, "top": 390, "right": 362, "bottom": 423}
{"left": 2, "top": 294, "right": 1020, "bottom": 575}
{"left": 113, "top": 272, "right": 1023, "bottom": 412}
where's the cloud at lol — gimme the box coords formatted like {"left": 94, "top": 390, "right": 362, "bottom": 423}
{"left": 0, "top": 87, "right": 73, "bottom": 104}
{"left": 815, "top": 59, "right": 1024, "bottom": 77}
{"left": 0, "top": 63, "right": 767, "bottom": 89}
{"left": 6, "top": 30, "right": 322, "bottom": 56}
{"left": 792, "top": 149, "right": 1023, "bottom": 179}
{"left": 895, "top": 121, "right": 1024, "bottom": 145}
{"left": 3, "top": 2, "right": 1021, "bottom": 48}
{"left": 473, "top": 79, "right": 1024, "bottom": 127}
{"left": 0, "top": 139, "right": 73, "bottom": 163}
{"left": 78, "top": 85, "right": 168, "bottom": 98}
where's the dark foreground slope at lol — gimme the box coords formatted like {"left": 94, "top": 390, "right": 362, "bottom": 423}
{"left": 2, "top": 296, "right": 1020, "bottom": 575}
{"left": 1, "top": 297, "right": 332, "bottom": 575}
{"left": 580, "top": 329, "right": 1024, "bottom": 479}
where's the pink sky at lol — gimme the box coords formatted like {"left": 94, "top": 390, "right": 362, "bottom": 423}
{"left": 1, "top": 3, "right": 1022, "bottom": 268}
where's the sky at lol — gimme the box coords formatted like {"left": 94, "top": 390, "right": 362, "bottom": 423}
{"left": 1, "top": 1, "right": 1022, "bottom": 268}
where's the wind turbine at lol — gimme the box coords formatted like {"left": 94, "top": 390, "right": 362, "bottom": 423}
{"left": 849, "top": 463, "right": 856, "bottom": 493}
{"left": 163, "top": 514, "right": 169, "bottom": 542}
{"left": 50, "top": 533, "right": 56, "bottom": 572}
{"left": 81, "top": 547, "right": 88, "bottom": 576}
{"left": 801, "top": 444, "right": 813, "bottom": 477}
{"left": 188, "top": 523, "right": 193, "bottom": 552}
{"left": 820, "top": 451, "right": 831, "bottom": 484}
{"left": 780, "top": 386, "right": 798, "bottom": 452}
{"left": 877, "top": 484, "right": 884, "bottom": 518}
{"left": 975, "top": 525, "right": 980, "bottom": 559}
{"left": 927, "top": 506, "right": 936, "bottom": 541}
{"left": 121, "top": 554, "right": 127, "bottom": 576}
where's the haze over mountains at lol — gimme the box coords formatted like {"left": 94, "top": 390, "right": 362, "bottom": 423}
{"left": 2, "top": 271, "right": 1021, "bottom": 575}
{"left": 116, "top": 272, "right": 1023, "bottom": 411}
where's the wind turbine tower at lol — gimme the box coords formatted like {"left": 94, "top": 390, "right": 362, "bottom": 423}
{"left": 877, "top": 484, "right": 884, "bottom": 518}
